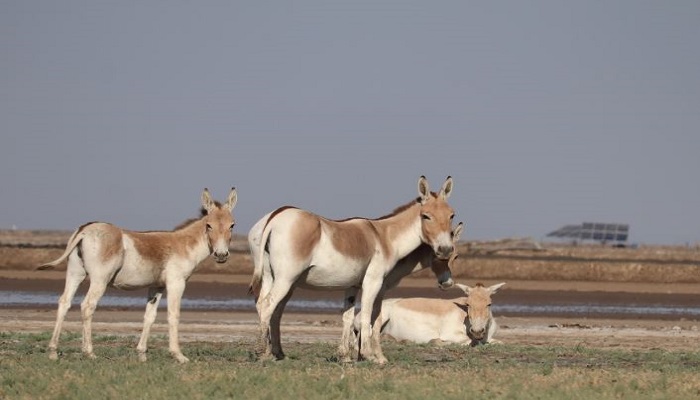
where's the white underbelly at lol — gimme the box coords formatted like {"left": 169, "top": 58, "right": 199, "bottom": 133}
{"left": 299, "top": 261, "right": 367, "bottom": 289}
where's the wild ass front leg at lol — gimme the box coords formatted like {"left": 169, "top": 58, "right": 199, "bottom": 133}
{"left": 338, "top": 288, "right": 359, "bottom": 362}
{"left": 369, "top": 292, "right": 386, "bottom": 363}
{"left": 137, "top": 287, "right": 164, "bottom": 362}
{"left": 358, "top": 275, "right": 387, "bottom": 364}
{"left": 165, "top": 279, "right": 189, "bottom": 363}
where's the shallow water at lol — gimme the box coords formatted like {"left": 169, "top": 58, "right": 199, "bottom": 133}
{"left": 3, "top": 290, "right": 700, "bottom": 319}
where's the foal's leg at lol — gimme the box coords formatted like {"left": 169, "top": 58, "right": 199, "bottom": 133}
{"left": 165, "top": 278, "right": 189, "bottom": 363}
{"left": 338, "top": 287, "right": 359, "bottom": 362}
{"left": 137, "top": 287, "right": 164, "bottom": 362}
{"left": 48, "top": 251, "right": 86, "bottom": 360}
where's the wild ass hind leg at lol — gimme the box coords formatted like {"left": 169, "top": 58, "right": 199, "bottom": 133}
{"left": 338, "top": 288, "right": 359, "bottom": 363}
{"left": 165, "top": 279, "right": 189, "bottom": 363}
{"left": 48, "top": 252, "right": 87, "bottom": 360}
{"left": 80, "top": 274, "right": 110, "bottom": 359}
{"left": 269, "top": 289, "right": 295, "bottom": 360}
{"left": 258, "top": 279, "right": 295, "bottom": 361}
{"left": 137, "top": 287, "right": 164, "bottom": 362}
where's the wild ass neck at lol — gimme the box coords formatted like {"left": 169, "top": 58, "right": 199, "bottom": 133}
{"left": 172, "top": 219, "right": 213, "bottom": 264}
{"left": 371, "top": 201, "right": 424, "bottom": 261}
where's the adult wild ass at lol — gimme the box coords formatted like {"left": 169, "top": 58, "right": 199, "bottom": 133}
{"left": 367, "top": 282, "right": 506, "bottom": 346}
{"left": 38, "top": 188, "right": 237, "bottom": 363}
{"left": 347, "top": 221, "right": 464, "bottom": 360}
{"left": 249, "top": 176, "right": 455, "bottom": 363}
{"left": 250, "top": 218, "right": 463, "bottom": 362}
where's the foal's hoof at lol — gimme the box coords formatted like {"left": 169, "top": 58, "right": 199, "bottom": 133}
{"left": 48, "top": 351, "right": 59, "bottom": 361}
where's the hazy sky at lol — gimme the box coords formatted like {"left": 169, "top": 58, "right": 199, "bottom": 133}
{"left": 2, "top": 1, "right": 699, "bottom": 245}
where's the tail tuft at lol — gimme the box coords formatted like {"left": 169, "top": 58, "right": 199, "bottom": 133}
{"left": 36, "top": 263, "right": 55, "bottom": 271}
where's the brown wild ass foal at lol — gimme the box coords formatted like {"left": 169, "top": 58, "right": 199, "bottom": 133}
{"left": 38, "top": 188, "right": 237, "bottom": 363}
{"left": 249, "top": 176, "right": 455, "bottom": 364}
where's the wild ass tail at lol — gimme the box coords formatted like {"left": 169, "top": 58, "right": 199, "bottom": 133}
{"left": 36, "top": 225, "right": 87, "bottom": 270}
{"left": 248, "top": 216, "right": 274, "bottom": 299}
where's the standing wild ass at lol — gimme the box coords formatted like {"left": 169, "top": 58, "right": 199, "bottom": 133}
{"left": 250, "top": 218, "right": 463, "bottom": 362}
{"left": 367, "top": 282, "right": 506, "bottom": 346}
{"left": 248, "top": 176, "right": 455, "bottom": 363}
{"left": 38, "top": 188, "right": 237, "bottom": 363}
{"left": 348, "top": 221, "right": 464, "bottom": 360}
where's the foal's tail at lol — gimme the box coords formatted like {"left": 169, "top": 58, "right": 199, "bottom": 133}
{"left": 36, "top": 224, "right": 89, "bottom": 270}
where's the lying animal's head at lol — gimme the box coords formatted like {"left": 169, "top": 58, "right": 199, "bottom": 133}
{"left": 455, "top": 282, "right": 506, "bottom": 340}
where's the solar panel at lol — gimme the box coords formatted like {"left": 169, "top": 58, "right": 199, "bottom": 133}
{"left": 546, "top": 222, "right": 629, "bottom": 243}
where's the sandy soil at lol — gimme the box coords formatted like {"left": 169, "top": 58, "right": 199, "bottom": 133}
{"left": 3, "top": 270, "right": 700, "bottom": 352}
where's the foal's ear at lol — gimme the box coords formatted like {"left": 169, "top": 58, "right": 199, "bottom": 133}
{"left": 453, "top": 222, "right": 464, "bottom": 242}
{"left": 439, "top": 176, "right": 453, "bottom": 199}
{"left": 224, "top": 187, "right": 238, "bottom": 211}
{"left": 418, "top": 175, "right": 431, "bottom": 203}
{"left": 201, "top": 188, "right": 216, "bottom": 213}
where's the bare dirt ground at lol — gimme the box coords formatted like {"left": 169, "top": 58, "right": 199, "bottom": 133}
{"left": 3, "top": 270, "right": 700, "bottom": 352}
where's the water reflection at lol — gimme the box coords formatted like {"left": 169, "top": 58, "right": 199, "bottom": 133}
{"left": 2, "top": 290, "right": 700, "bottom": 318}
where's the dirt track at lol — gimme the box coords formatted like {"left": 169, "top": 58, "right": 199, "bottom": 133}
{"left": 2, "top": 270, "right": 700, "bottom": 352}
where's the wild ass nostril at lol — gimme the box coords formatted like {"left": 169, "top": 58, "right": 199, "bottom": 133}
{"left": 437, "top": 245, "right": 454, "bottom": 257}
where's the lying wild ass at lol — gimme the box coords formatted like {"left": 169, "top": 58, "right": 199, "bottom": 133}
{"left": 248, "top": 176, "right": 455, "bottom": 363}
{"left": 365, "top": 282, "right": 506, "bottom": 346}
{"left": 38, "top": 188, "right": 237, "bottom": 363}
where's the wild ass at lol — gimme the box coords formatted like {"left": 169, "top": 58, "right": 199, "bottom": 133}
{"left": 348, "top": 221, "right": 464, "bottom": 360}
{"left": 248, "top": 176, "right": 455, "bottom": 363}
{"left": 38, "top": 188, "right": 237, "bottom": 363}
{"left": 249, "top": 217, "right": 463, "bottom": 362}
{"left": 365, "top": 282, "right": 506, "bottom": 346}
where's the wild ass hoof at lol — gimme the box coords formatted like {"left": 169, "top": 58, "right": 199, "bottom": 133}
{"left": 138, "top": 352, "right": 148, "bottom": 362}
{"left": 83, "top": 352, "right": 97, "bottom": 360}
{"left": 48, "top": 350, "right": 59, "bottom": 361}
{"left": 172, "top": 352, "right": 190, "bottom": 364}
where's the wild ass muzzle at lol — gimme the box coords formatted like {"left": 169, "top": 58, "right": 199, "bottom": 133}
{"left": 38, "top": 188, "right": 237, "bottom": 363}
{"left": 248, "top": 176, "right": 455, "bottom": 364}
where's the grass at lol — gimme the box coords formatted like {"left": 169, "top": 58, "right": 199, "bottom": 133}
{"left": 2, "top": 332, "right": 700, "bottom": 399}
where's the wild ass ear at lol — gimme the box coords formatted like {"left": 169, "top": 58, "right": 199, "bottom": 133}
{"left": 201, "top": 188, "right": 216, "bottom": 213}
{"left": 488, "top": 282, "right": 506, "bottom": 294}
{"left": 439, "top": 176, "right": 453, "bottom": 199}
{"left": 224, "top": 187, "right": 238, "bottom": 211}
{"left": 454, "top": 283, "right": 472, "bottom": 295}
{"left": 453, "top": 222, "right": 464, "bottom": 242}
{"left": 418, "top": 175, "right": 431, "bottom": 204}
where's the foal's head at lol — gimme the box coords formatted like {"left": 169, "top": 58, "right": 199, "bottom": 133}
{"left": 201, "top": 187, "right": 238, "bottom": 263}
{"left": 431, "top": 221, "right": 464, "bottom": 290}
{"left": 417, "top": 176, "right": 455, "bottom": 260}
{"left": 455, "top": 282, "right": 506, "bottom": 341}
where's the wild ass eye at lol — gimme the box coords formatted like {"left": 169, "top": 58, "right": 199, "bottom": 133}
{"left": 229, "top": 223, "right": 235, "bottom": 230}
{"left": 450, "top": 213, "right": 455, "bottom": 220}
{"left": 206, "top": 224, "right": 213, "bottom": 232}
{"left": 421, "top": 214, "right": 431, "bottom": 221}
